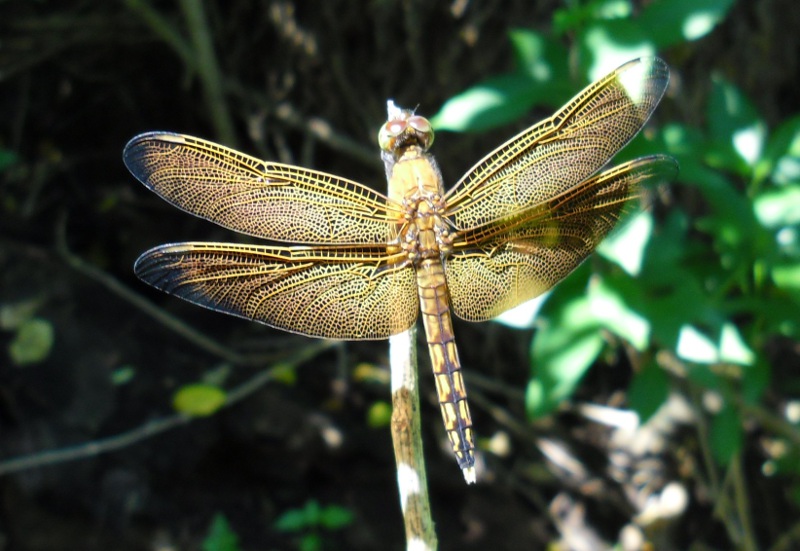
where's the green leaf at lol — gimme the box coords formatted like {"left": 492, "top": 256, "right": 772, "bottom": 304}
{"left": 636, "top": 210, "right": 715, "bottom": 350}
{"left": 588, "top": 276, "right": 650, "bottom": 351}
{"left": 597, "top": 210, "right": 654, "bottom": 276}
{"left": 493, "top": 292, "right": 549, "bottom": 329}
{"left": 172, "top": 383, "right": 227, "bottom": 417}
{"left": 430, "top": 73, "right": 541, "bottom": 132}
{"left": 430, "top": 32, "right": 571, "bottom": 132}
{"left": 366, "top": 401, "right": 392, "bottom": 428}
{"left": 686, "top": 166, "right": 774, "bottom": 268}
{"left": 554, "top": 0, "right": 632, "bottom": 34}
{"left": 275, "top": 501, "right": 319, "bottom": 532}
{"left": 772, "top": 263, "right": 800, "bottom": 292}
{"left": 639, "top": 0, "right": 736, "bottom": 46}
{"left": 741, "top": 357, "right": 770, "bottom": 404}
{"left": 271, "top": 362, "right": 299, "bottom": 385}
{"left": 709, "top": 403, "right": 742, "bottom": 466}
{"left": 9, "top": 317, "right": 54, "bottom": 366}
{"left": 675, "top": 323, "right": 755, "bottom": 366}
{"left": 578, "top": 20, "right": 656, "bottom": 81}
{"left": 319, "top": 505, "right": 354, "bottom": 530}
{"left": 202, "top": 514, "right": 241, "bottom": 551}
{"left": 299, "top": 534, "right": 322, "bottom": 551}
{"left": 508, "top": 29, "right": 569, "bottom": 81}
{"left": 754, "top": 184, "right": 800, "bottom": 228}
{"left": 718, "top": 323, "right": 756, "bottom": 365}
{"left": 527, "top": 290, "right": 605, "bottom": 418}
{"left": 754, "top": 114, "right": 800, "bottom": 184}
{"left": 707, "top": 76, "right": 765, "bottom": 169}
{"left": 628, "top": 360, "right": 669, "bottom": 423}
{"left": 275, "top": 509, "right": 310, "bottom": 533}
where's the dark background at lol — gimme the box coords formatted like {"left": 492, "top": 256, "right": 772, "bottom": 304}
{"left": 1, "top": 1, "right": 799, "bottom": 550}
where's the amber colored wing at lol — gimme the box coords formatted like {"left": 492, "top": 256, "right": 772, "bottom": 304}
{"left": 134, "top": 243, "right": 418, "bottom": 339}
{"left": 446, "top": 155, "right": 677, "bottom": 321}
{"left": 123, "top": 132, "right": 397, "bottom": 245}
{"left": 443, "top": 57, "right": 670, "bottom": 229}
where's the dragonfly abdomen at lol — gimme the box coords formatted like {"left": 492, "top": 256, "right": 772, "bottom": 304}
{"left": 415, "top": 258, "right": 475, "bottom": 473}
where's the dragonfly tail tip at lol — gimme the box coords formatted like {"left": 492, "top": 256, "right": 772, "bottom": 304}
{"left": 463, "top": 466, "right": 477, "bottom": 484}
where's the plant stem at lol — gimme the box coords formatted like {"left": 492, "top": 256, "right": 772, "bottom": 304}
{"left": 178, "top": 0, "right": 237, "bottom": 146}
{"left": 390, "top": 326, "right": 438, "bottom": 551}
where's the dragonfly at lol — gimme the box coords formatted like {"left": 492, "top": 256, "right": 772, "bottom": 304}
{"left": 124, "top": 57, "right": 677, "bottom": 483}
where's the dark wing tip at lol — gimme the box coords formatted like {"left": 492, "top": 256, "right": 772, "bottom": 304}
{"left": 122, "top": 131, "right": 186, "bottom": 185}
{"left": 133, "top": 243, "right": 188, "bottom": 294}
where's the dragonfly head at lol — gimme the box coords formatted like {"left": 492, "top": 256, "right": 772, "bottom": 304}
{"left": 378, "top": 111, "right": 434, "bottom": 155}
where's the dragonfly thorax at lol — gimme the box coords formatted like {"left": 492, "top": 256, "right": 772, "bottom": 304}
{"left": 398, "top": 193, "right": 453, "bottom": 262}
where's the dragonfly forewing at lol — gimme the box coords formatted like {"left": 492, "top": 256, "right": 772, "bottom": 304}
{"left": 444, "top": 57, "right": 670, "bottom": 230}
{"left": 124, "top": 132, "right": 399, "bottom": 245}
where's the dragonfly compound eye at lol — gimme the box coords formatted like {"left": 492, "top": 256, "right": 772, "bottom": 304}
{"left": 379, "top": 119, "right": 407, "bottom": 151}
{"left": 408, "top": 115, "right": 434, "bottom": 149}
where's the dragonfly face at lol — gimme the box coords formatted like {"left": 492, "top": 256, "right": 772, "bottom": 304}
{"left": 125, "top": 57, "right": 677, "bottom": 481}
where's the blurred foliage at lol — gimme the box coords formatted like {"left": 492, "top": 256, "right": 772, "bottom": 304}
{"left": 173, "top": 382, "right": 228, "bottom": 417}
{"left": 7, "top": 317, "right": 54, "bottom": 366}
{"left": 431, "top": 0, "right": 736, "bottom": 131}
{"left": 1, "top": 299, "right": 54, "bottom": 366}
{"left": 436, "top": 0, "right": 800, "bottom": 489}
{"left": 202, "top": 513, "right": 242, "bottom": 551}
{"left": 274, "top": 500, "right": 354, "bottom": 551}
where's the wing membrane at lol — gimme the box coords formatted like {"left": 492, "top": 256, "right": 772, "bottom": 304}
{"left": 124, "top": 133, "right": 397, "bottom": 245}
{"left": 446, "top": 155, "right": 677, "bottom": 321}
{"left": 444, "top": 57, "right": 670, "bottom": 229}
{"left": 135, "top": 243, "right": 418, "bottom": 339}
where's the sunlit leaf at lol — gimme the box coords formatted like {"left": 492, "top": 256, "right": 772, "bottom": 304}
{"left": 676, "top": 325, "right": 718, "bottom": 364}
{"left": 173, "top": 383, "right": 227, "bottom": 417}
{"left": 9, "top": 317, "right": 54, "bottom": 366}
{"left": 772, "top": 264, "right": 800, "bottom": 291}
{"left": 366, "top": 401, "right": 392, "bottom": 428}
{"left": 352, "top": 362, "right": 390, "bottom": 385}
{"left": 719, "top": 323, "right": 756, "bottom": 365}
{"left": 554, "top": 0, "right": 632, "bottom": 34}
{"left": 755, "top": 184, "right": 800, "bottom": 228}
{"left": 755, "top": 114, "right": 800, "bottom": 184}
{"left": 528, "top": 290, "right": 605, "bottom": 417}
{"left": 708, "top": 76, "right": 765, "bottom": 169}
{"left": 508, "top": 29, "right": 569, "bottom": 81}
{"left": 639, "top": 0, "right": 736, "bottom": 46}
{"left": 676, "top": 324, "right": 755, "bottom": 366}
{"left": 580, "top": 20, "right": 656, "bottom": 81}
{"left": 493, "top": 292, "right": 550, "bottom": 329}
{"left": 589, "top": 277, "right": 650, "bottom": 351}
{"left": 598, "top": 210, "right": 653, "bottom": 276}
{"left": 430, "top": 73, "right": 541, "bottom": 132}
{"left": 431, "top": 32, "right": 571, "bottom": 132}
